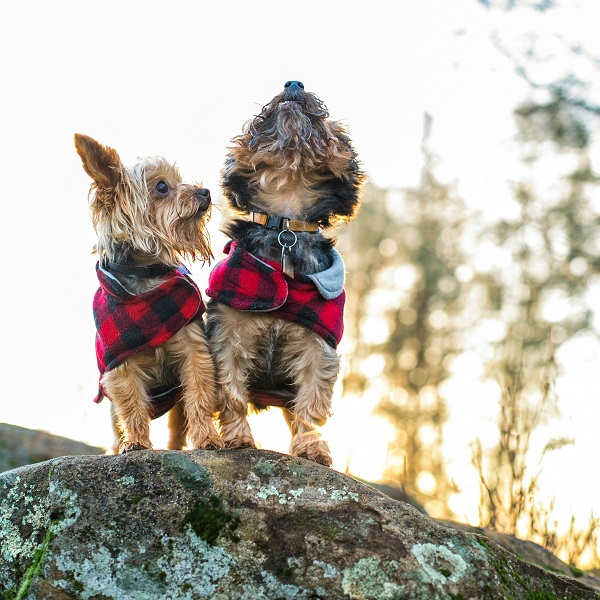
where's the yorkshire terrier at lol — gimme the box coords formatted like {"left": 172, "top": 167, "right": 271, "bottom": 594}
{"left": 206, "top": 81, "right": 365, "bottom": 465}
{"left": 75, "top": 134, "right": 223, "bottom": 454}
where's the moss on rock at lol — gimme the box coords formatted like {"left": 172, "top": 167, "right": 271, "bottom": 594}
{"left": 181, "top": 496, "right": 240, "bottom": 546}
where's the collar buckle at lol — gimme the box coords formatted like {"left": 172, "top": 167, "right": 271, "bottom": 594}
{"left": 266, "top": 214, "right": 286, "bottom": 229}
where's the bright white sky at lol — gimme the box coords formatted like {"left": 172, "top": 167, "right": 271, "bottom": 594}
{"left": 1, "top": 0, "right": 599, "bottom": 537}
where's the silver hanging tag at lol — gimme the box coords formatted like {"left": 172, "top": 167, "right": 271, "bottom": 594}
{"left": 278, "top": 229, "right": 298, "bottom": 279}
{"left": 282, "top": 247, "right": 295, "bottom": 278}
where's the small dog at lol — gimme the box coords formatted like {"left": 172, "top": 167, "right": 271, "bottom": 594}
{"left": 75, "top": 134, "right": 223, "bottom": 454}
{"left": 206, "top": 81, "right": 364, "bottom": 465}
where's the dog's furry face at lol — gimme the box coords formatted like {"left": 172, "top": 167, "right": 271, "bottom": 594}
{"left": 74, "top": 134, "right": 212, "bottom": 267}
{"left": 222, "top": 83, "right": 365, "bottom": 228}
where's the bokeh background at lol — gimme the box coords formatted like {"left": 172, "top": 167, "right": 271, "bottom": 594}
{"left": 1, "top": 0, "right": 598, "bottom": 567}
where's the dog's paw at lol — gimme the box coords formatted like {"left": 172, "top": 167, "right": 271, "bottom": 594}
{"left": 313, "top": 452, "right": 333, "bottom": 467}
{"left": 120, "top": 442, "right": 151, "bottom": 454}
{"left": 291, "top": 438, "right": 333, "bottom": 467}
{"left": 223, "top": 438, "right": 257, "bottom": 450}
{"left": 204, "top": 441, "right": 225, "bottom": 450}
{"left": 191, "top": 436, "right": 225, "bottom": 451}
{"left": 297, "top": 450, "right": 333, "bottom": 467}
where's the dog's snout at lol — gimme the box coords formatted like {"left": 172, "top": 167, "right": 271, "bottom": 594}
{"left": 284, "top": 81, "right": 304, "bottom": 90}
{"left": 195, "top": 188, "right": 211, "bottom": 212}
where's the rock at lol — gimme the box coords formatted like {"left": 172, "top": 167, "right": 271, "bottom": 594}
{"left": 440, "top": 520, "right": 600, "bottom": 591}
{"left": 0, "top": 423, "right": 103, "bottom": 473}
{"left": 355, "top": 478, "right": 428, "bottom": 515}
{"left": 1, "top": 449, "right": 598, "bottom": 599}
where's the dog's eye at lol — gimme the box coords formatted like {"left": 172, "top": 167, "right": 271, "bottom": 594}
{"left": 155, "top": 181, "right": 169, "bottom": 195}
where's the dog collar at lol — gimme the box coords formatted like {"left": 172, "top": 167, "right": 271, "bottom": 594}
{"left": 248, "top": 211, "right": 320, "bottom": 233}
{"left": 105, "top": 260, "right": 175, "bottom": 278}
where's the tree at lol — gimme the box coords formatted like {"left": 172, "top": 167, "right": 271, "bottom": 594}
{"left": 472, "top": 26, "right": 600, "bottom": 565}
{"left": 341, "top": 115, "right": 470, "bottom": 516}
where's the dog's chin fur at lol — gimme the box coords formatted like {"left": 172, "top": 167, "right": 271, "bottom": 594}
{"left": 246, "top": 92, "right": 332, "bottom": 161}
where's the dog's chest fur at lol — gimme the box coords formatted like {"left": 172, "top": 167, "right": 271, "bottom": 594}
{"left": 206, "top": 304, "right": 311, "bottom": 392}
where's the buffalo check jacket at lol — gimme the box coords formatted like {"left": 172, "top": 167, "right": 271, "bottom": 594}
{"left": 93, "top": 262, "right": 204, "bottom": 418}
{"left": 206, "top": 240, "right": 346, "bottom": 349}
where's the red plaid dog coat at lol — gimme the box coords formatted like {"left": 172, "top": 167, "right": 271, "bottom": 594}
{"left": 93, "top": 263, "right": 204, "bottom": 419}
{"left": 206, "top": 241, "right": 345, "bottom": 349}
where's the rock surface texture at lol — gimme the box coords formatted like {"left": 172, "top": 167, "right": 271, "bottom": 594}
{"left": 1, "top": 449, "right": 598, "bottom": 599}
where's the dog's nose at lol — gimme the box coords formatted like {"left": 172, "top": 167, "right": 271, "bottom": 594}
{"left": 283, "top": 81, "right": 305, "bottom": 101}
{"left": 195, "top": 188, "right": 211, "bottom": 212}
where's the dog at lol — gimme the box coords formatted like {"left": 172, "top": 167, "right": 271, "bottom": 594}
{"left": 206, "top": 81, "right": 365, "bottom": 465}
{"left": 74, "top": 134, "right": 223, "bottom": 454}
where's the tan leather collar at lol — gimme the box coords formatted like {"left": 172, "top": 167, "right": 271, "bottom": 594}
{"left": 249, "top": 211, "right": 320, "bottom": 233}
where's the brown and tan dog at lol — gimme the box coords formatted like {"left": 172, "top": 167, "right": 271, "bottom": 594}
{"left": 206, "top": 81, "right": 365, "bottom": 465}
{"left": 75, "top": 134, "right": 223, "bottom": 454}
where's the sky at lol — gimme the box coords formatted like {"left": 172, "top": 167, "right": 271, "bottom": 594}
{"left": 1, "top": 0, "right": 599, "bottom": 539}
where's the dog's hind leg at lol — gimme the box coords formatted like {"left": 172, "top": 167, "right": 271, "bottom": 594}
{"left": 166, "top": 402, "right": 188, "bottom": 450}
{"left": 284, "top": 332, "right": 339, "bottom": 466}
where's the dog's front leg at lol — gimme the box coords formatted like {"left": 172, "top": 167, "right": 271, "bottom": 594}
{"left": 285, "top": 333, "right": 340, "bottom": 466}
{"left": 108, "top": 402, "right": 123, "bottom": 454}
{"left": 166, "top": 403, "right": 188, "bottom": 450}
{"left": 171, "top": 324, "right": 224, "bottom": 450}
{"left": 206, "top": 307, "right": 257, "bottom": 449}
{"left": 212, "top": 347, "right": 256, "bottom": 449}
{"left": 217, "top": 382, "right": 256, "bottom": 450}
{"left": 101, "top": 362, "right": 153, "bottom": 453}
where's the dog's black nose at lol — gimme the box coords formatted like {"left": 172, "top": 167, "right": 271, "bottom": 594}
{"left": 195, "top": 188, "right": 211, "bottom": 212}
{"left": 283, "top": 81, "right": 305, "bottom": 102}
{"left": 284, "top": 81, "right": 304, "bottom": 91}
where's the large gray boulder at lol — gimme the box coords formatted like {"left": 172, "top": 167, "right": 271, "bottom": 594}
{"left": 1, "top": 449, "right": 598, "bottom": 599}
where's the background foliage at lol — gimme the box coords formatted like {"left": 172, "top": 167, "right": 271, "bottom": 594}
{"left": 339, "top": 2, "right": 600, "bottom": 566}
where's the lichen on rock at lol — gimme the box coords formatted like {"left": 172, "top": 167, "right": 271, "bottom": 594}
{"left": 0, "top": 449, "right": 598, "bottom": 599}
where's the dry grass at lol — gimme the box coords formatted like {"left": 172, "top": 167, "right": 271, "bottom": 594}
{"left": 471, "top": 331, "right": 599, "bottom": 569}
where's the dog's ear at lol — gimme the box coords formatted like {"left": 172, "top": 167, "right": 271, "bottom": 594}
{"left": 74, "top": 134, "right": 122, "bottom": 190}
{"left": 221, "top": 158, "right": 255, "bottom": 212}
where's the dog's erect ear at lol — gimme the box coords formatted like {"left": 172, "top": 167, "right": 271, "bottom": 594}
{"left": 74, "top": 133, "right": 122, "bottom": 189}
